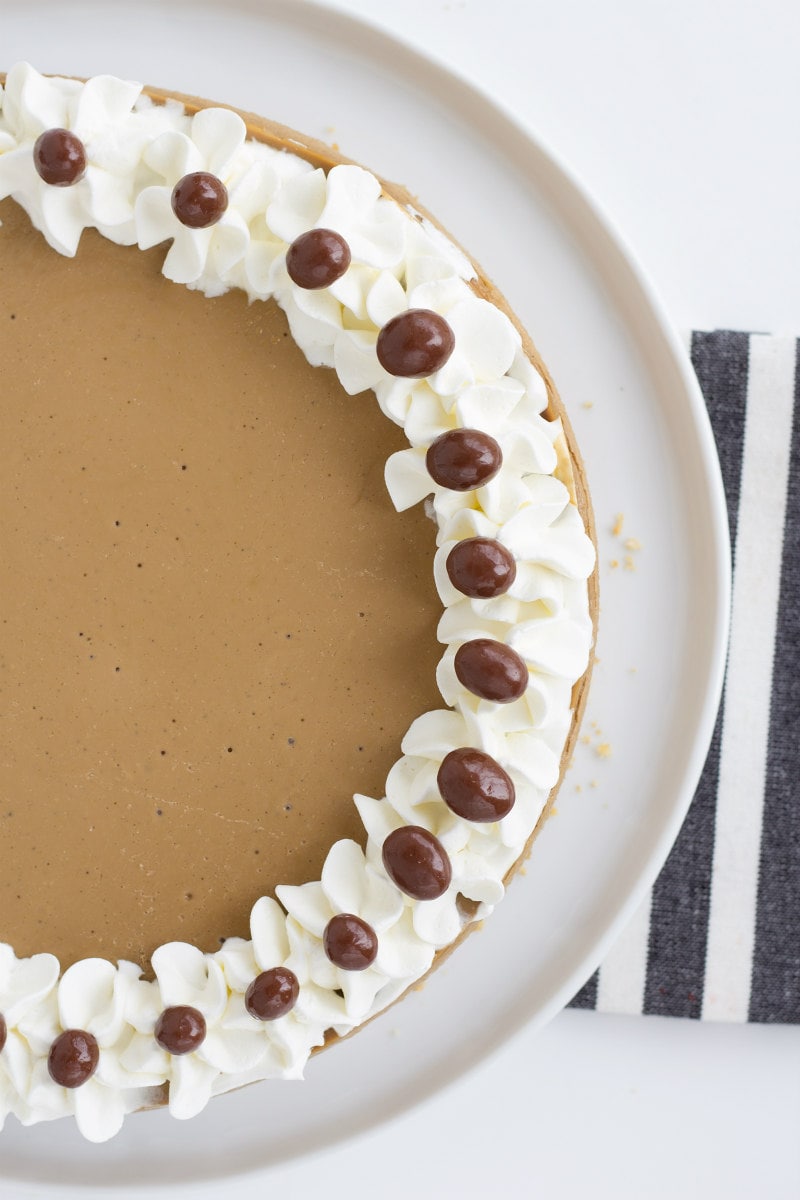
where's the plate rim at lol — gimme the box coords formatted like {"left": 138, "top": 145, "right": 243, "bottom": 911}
{"left": 212, "top": 0, "right": 733, "bottom": 1071}
{"left": 0, "top": 0, "right": 731, "bottom": 1184}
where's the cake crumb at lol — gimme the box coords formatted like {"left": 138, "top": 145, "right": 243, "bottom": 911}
{"left": 611, "top": 512, "right": 624, "bottom": 537}
{"left": 624, "top": 537, "right": 642, "bottom": 552}
{"left": 580, "top": 734, "right": 591, "bottom": 745}
{"left": 582, "top": 401, "right": 594, "bottom": 410}
{"left": 575, "top": 784, "right": 583, "bottom": 793}
{"left": 629, "top": 666, "right": 638, "bottom": 675}
{"left": 596, "top": 743, "right": 612, "bottom": 759}
{"left": 623, "top": 554, "right": 636, "bottom": 572}
{"left": 590, "top": 779, "right": 599, "bottom": 789}
{"left": 609, "top": 558, "right": 620, "bottom": 569}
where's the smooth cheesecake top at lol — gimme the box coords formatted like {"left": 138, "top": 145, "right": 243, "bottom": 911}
{"left": 0, "top": 196, "right": 442, "bottom": 968}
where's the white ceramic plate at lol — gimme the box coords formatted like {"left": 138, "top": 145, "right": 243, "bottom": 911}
{"left": 0, "top": 0, "right": 729, "bottom": 1189}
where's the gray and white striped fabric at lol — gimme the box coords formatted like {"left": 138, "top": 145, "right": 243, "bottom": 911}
{"left": 570, "top": 330, "right": 799, "bottom": 1023}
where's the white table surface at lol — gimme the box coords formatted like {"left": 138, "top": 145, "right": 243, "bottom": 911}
{"left": 8, "top": 1, "right": 800, "bottom": 1196}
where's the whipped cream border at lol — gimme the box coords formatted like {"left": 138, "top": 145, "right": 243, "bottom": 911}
{"left": 0, "top": 63, "right": 595, "bottom": 1142}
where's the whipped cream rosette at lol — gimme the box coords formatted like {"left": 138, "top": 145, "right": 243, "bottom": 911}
{"left": 0, "top": 63, "right": 596, "bottom": 1142}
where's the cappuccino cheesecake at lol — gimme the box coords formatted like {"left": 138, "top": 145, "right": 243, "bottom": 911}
{"left": 0, "top": 63, "right": 596, "bottom": 1141}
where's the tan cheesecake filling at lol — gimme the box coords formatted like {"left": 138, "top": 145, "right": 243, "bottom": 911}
{"left": 0, "top": 196, "right": 442, "bottom": 969}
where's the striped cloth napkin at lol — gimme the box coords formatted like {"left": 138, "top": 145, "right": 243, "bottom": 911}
{"left": 570, "top": 329, "right": 799, "bottom": 1023}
